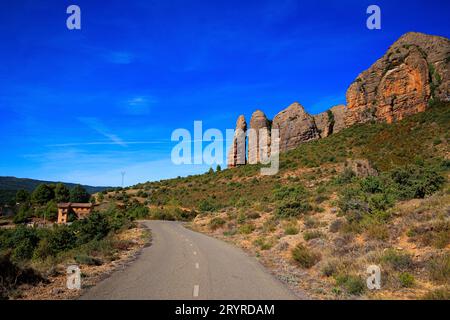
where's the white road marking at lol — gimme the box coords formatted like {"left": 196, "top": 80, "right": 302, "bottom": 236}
{"left": 195, "top": 263, "right": 199, "bottom": 269}
{"left": 193, "top": 285, "right": 199, "bottom": 297}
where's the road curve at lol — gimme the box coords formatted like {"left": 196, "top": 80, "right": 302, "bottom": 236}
{"left": 81, "top": 220, "right": 301, "bottom": 300}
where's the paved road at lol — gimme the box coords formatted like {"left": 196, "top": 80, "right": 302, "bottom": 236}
{"left": 81, "top": 220, "right": 300, "bottom": 300}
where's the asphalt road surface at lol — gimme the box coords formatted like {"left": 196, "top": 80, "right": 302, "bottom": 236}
{"left": 81, "top": 220, "right": 301, "bottom": 300}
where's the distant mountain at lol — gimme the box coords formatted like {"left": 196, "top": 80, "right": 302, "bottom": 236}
{"left": 0, "top": 176, "right": 112, "bottom": 205}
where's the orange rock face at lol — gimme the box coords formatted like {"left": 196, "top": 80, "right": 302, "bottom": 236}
{"left": 345, "top": 32, "right": 449, "bottom": 126}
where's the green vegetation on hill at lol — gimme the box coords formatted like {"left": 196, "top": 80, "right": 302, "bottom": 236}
{"left": 127, "top": 101, "right": 449, "bottom": 214}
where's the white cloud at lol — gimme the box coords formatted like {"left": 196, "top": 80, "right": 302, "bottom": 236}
{"left": 78, "top": 117, "right": 127, "bottom": 147}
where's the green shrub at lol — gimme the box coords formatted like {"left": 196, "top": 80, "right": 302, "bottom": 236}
{"left": 335, "top": 274, "right": 365, "bottom": 295}
{"left": 71, "top": 211, "right": 111, "bottom": 245}
{"left": 273, "top": 185, "right": 308, "bottom": 201}
{"left": 275, "top": 199, "right": 312, "bottom": 218}
{"left": 428, "top": 254, "right": 450, "bottom": 284}
{"left": 335, "top": 168, "right": 355, "bottom": 185}
{"left": 284, "top": 224, "right": 299, "bottom": 235}
{"left": 75, "top": 254, "right": 103, "bottom": 266}
{"left": 423, "top": 287, "right": 450, "bottom": 300}
{"left": 209, "top": 217, "right": 226, "bottom": 230}
{"left": 127, "top": 204, "right": 150, "bottom": 219}
{"left": 291, "top": 244, "right": 320, "bottom": 268}
{"left": 360, "top": 176, "right": 384, "bottom": 193}
{"left": 321, "top": 261, "right": 338, "bottom": 277}
{"left": 239, "top": 223, "right": 255, "bottom": 235}
{"left": 390, "top": 165, "right": 445, "bottom": 199}
{"left": 303, "top": 230, "right": 324, "bottom": 241}
{"left": 381, "top": 249, "right": 413, "bottom": 271}
{"left": 198, "top": 198, "right": 218, "bottom": 212}
{"left": 399, "top": 272, "right": 415, "bottom": 288}
{"left": 253, "top": 238, "right": 273, "bottom": 250}
{"left": 45, "top": 225, "right": 76, "bottom": 256}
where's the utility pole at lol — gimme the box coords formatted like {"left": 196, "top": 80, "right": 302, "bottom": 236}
{"left": 121, "top": 171, "right": 126, "bottom": 188}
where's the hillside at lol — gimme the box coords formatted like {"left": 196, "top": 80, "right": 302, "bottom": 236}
{"left": 0, "top": 177, "right": 111, "bottom": 205}
{"left": 100, "top": 101, "right": 449, "bottom": 299}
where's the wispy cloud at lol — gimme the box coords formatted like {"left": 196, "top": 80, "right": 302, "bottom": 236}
{"left": 121, "top": 95, "right": 157, "bottom": 115}
{"left": 104, "top": 51, "right": 134, "bottom": 64}
{"left": 78, "top": 117, "right": 127, "bottom": 147}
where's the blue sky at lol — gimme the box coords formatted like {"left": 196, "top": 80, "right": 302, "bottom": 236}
{"left": 1, "top": 0, "right": 449, "bottom": 187}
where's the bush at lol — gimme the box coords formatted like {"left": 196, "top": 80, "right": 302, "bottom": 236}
{"left": 273, "top": 185, "right": 308, "bottom": 201}
{"left": 0, "top": 253, "right": 46, "bottom": 299}
{"left": 335, "top": 274, "right": 365, "bottom": 295}
{"left": 238, "top": 223, "right": 255, "bottom": 234}
{"left": 428, "top": 254, "right": 450, "bottom": 284}
{"left": 321, "top": 261, "right": 338, "bottom": 277}
{"left": 45, "top": 225, "right": 76, "bottom": 256}
{"left": 381, "top": 249, "right": 413, "bottom": 271}
{"left": 275, "top": 199, "right": 312, "bottom": 218}
{"left": 291, "top": 244, "right": 320, "bottom": 268}
{"left": 198, "top": 198, "right": 218, "bottom": 212}
{"left": 399, "top": 272, "right": 415, "bottom": 288}
{"left": 71, "top": 211, "right": 111, "bottom": 245}
{"left": 303, "top": 230, "right": 324, "bottom": 241}
{"left": 253, "top": 238, "right": 273, "bottom": 250}
{"left": 335, "top": 168, "right": 355, "bottom": 185}
{"left": 75, "top": 254, "right": 103, "bottom": 266}
{"left": 360, "top": 176, "right": 384, "bottom": 193}
{"left": 390, "top": 165, "right": 445, "bottom": 199}
{"left": 1, "top": 226, "right": 40, "bottom": 261}
{"left": 209, "top": 217, "right": 226, "bottom": 230}
{"left": 423, "top": 287, "right": 450, "bottom": 300}
{"left": 284, "top": 224, "right": 299, "bottom": 235}
{"left": 127, "top": 204, "right": 150, "bottom": 220}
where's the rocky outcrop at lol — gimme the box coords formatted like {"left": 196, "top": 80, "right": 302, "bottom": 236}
{"left": 227, "top": 115, "right": 247, "bottom": 168}
{"left": 248, "top": 110, "right": 271, "bottom": 164}
{"left": 345, "top": 32, "right": 450, "bottom": 126}
{"left": 272, "top": 102, "right": 320, "bottom": 153}
{"left": 313, "top": 105, "right": 346, "bottom": 138}
{"left": 226, "top": 32, "right": 450, "bottom": 168}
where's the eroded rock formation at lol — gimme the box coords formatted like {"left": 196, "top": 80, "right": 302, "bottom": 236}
{"left": 313, "top": 104, "right": 346, "bottom": 138}
{"left": 272, "top": 102, "right": 320, "bottom": 153}
{"left": 227, "top": 115, "right": 247, "bottom": 168}
{"left": 226, "top": 32, "right": 450, "bottom": 168}
{"left": 248, "top": 110, "right": 271, "bottom": 164}
{"left": 345, "top": 32, "right": 450, "bottom": 126}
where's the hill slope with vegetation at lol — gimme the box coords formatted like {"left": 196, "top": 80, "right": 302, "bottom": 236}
{"left": 0, "top": 177, "right": 111, "bottom": 206}
{"left": 101, "top": 101, "right": 449, "bottom": 300}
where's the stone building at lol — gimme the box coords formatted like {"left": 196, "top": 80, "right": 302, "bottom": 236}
{"left": 57, "top": 202, "right": 93, "bottom": 224}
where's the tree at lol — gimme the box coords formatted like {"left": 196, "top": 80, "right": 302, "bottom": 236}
{"left": 15, "top": 189, "right": 30, "bottom": 204}
{"left": 216, "top": 165, "right": 222, "bottom": 172}
{"left": 208, "top": 167, "right": 214, "bottom": 174}
{"left": 13, "top": 204, "right": 32, "bottom": 224}
{"left": 69, "top": 185, "right": 90, "bottom": 203}
{"left": 54, "top": 183, "right": 70, "bottom": 203}
{"left": 44, "top": 200, "right": 58, "bottom": 221}
{"left": 31, "top": 184, "right": 55, "bottom": 205}
{"left": 96, "top": 193, "right": 104, "bottom": 203}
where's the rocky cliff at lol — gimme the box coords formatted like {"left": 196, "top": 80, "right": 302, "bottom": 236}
{"left": 227, "top": 32, "right": 450, "bottom": 167}
{"left": 345, "top": 32, "right": 450, "bottom": 126}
